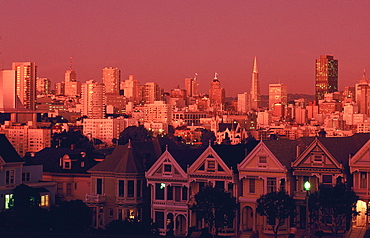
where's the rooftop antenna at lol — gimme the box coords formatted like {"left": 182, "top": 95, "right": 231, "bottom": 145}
{"left": 69, "top": 57, "right": 73, "bottom": 70}
{"left": 214, "top": 72, "right": 218, "bottom": 80}
{"left": 194, "top": 72, "right": 198, "bottom": 80}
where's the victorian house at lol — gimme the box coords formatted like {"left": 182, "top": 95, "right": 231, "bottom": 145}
{"left": 86, "top": 142, "right": 149, "bottom": 228}
{"left": 145, "top": 147, "right": 203, "bottom": 236}
{"left": 0, "top": 134, "right": 55, "bottom": 210}
{"left": 238, "top": 139, "right": 297, "bottom": 236}
{"left": 292, "top": 134, "right": 370, "bottom": 232}
{"left": 349, "top": 134, "right": 370, "bottom": 227}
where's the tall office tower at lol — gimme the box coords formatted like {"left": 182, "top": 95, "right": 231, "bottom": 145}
{"left": 269, "top": 83, "right": 287, "bottom": 110}
{"left": 142, "top": 82, "right": 161, "bottom": 104}
{"left": 64, "top": 68, "right": 81, "bottom": 96}
{"left": 209, "top": 73, "right": 225, "bottom": 108}
{"left": 102, "top": 67, "right": 121, "bottom": 95}
{"left": 122, "top": 75, "right": 141, "bottom": 104}
{"left": 0, "top": 70, "right": 17, "bottom": 109}
{"left": 65, "top": 69, "right": 76, "bottom": 83}
{"left": 81, "top": 80, "right": 105, "bottom": 119}
{"left": 250, "top": 57, "right": 261, "bottom": 110}
{"left": 355, "top": 70, "right": 370, "bottom": 115}
{"left": 315, "top": 55, "right": 338, "bottom": 101}
{"left": 36, "top": 77, "right": 51, "bottom": 95}
{"left": 184, "top": 74, "right": 199, "bottom": 97}
{"left": 12, "top": 62, "right": 37, "bottom": 110}
{"left": 55, "top": 82, "right": 65, "bottom": 95}
{"left": 237, "top": 92, "right": 250, "bottom": 114}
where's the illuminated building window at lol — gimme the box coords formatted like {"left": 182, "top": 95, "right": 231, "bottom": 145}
{"left": 5, "top": 194, "right": 13, "bottom": 209}
{"left": 40, "top": 195, "right": 49, "bottom": 207}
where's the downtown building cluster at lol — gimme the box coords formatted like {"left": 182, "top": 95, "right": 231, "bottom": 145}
{"left": 0, "top": 55, "right": 369, "bottom": 236}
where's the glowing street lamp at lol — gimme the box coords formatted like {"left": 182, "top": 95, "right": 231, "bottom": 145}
{"left": 304, "top": 181, "right": 311, "bottom": 236}
{"left": 304, "top": 181, "right": 311, "bottom": 191}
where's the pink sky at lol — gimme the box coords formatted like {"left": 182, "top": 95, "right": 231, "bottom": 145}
{"left": 0, "top": 1, "right": 369, "bottom": 96}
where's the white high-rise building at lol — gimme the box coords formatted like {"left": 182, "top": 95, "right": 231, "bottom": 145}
{"left": 102, "top": 67, "right": 121, "bottom": 95}
{"left": 83, "top": 117, "right": 137, "bottom": 145}
{"left": 269, "top": 83, "right": 287, "bottom": 110}
{"left": 12, "top": 62, "right": 37, "bottom": 110}
{"left": 0, "top": 70, "right": 17, "bottom": 109}
{"left": 81, "top": 80, "right": 105, "bottom": 119}
{"left": 36, "top": 77, "right": 51, "bottom": 95}
{"left": 143, "top": 101, "right": 173, "bottom": 124}
{"left": 237, "top": 92, "right": 250, "bottom": 114}
{"left": 122, "top": 75, "right": 141, "bottom": 104}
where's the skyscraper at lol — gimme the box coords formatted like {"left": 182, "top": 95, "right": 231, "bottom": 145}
{"left": 12, "top": 62, "right": 37, "bottom": 110}
{"left": 315, "top": 55, "right": 338, "bottom": 101}
{"left": 184, "top": 74, "right": 199, "bottom": 97}
{"left": 209, "top": 73, "right": 225, "bottom": 108}
{"left": 0, "top": 70, "right": 17, "bottom": 109}
{"left": 250, "top": 57, "right": 261, "bottom": 110}
{"left": 81, "top": 80, "right": 105, "bottom": 119}
{"left": 122, "top": 75, "right": 141, "bottom": 104}
{"left": 102, "top": 67, "right": 121, "bottom": 95}
{"left": 269, "top": 83, "right": 287, "bottom": 110}
{"left": 36, "top": 77, "right": 51, "bottom": 95}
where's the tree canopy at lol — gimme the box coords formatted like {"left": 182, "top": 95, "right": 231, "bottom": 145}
{"left": 308, "top": 183, "right": 358, "bottom": 237}
{"left": 118, "top": 125, "right": 151, "bottom": 145}
{"left": 191, "top": 186, "right": 237, "bottom": 236}
{"left": 256, "top": 190, "right": 296, "bottom": 238}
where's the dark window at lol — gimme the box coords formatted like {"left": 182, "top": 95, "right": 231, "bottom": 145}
{"left": 199, "top": 182, "right": 205, "bottom": 191}
{"left": 164, "top": 164, "right": 172, "bottom": 173}
{"left": 66, "top": 183, "right": 72, "bottom": 195}
{"left": 155, "top": 211, "right": 164, "bottom": 228}
{"left": 167, "top": 185, "right": 173, "bottom": 200}
{"left": 249, "top": 179, "right": 256, "bottom": 194}
{"left": 128, "top": 180, "right": 134, "bottom": 197}
{"left": 182, "top": 186, "right": 188, "bottom": 200}
{"left": 215, "top": 181, "right": 225, "bottom": 190}
{"left": 96, "top": 178, "right": 103, "bottom": 195}
{"left": 174, "top": 186, "right": 181, "bottom": 201}
{"left": 267, "top": 177, "right": 276, "bottom": 193}
{"left": 280, "top": 178, "right": 285, "bottom": 191}
{"left": 155, "top": 183, "right": 165, "bottom": 200}
{"left": 227, "top": 183, "right": 233, "bottom": 194}
{"left": 360, "top": 173, "right": 367, "bottom": 189}
{"left": 118, "top": 180, "right": 124, "bottom": 197}
{"left": 322, "top": 175, "right": 332, "bottom": 187}
{"left": 137, "top": 180, "right": 141, "bottom": 197}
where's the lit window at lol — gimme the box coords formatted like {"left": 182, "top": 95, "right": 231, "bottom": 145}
{"left": 40, "top": 195, "right": 49, "bottom": 207}
{"left": 5, "top": 194, "right": 13, "bottom": 209}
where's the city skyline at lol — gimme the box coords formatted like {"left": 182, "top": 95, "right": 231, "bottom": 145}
{"left": 0, "top": 1, "right": 369, "bottom": 96}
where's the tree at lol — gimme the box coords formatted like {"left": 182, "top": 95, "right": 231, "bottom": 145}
{"left": 50, "top": 200, "right": 92, "bottom": 232}
{"left": 201, "top": 129, "right": 216, "bottom": 146}
{"left": 256, "top": 190, "right": 296, "bottom": 238}
{"left": 118, "top": 125, "right": 151, "bottom": 145}
{"left": 191, "top": 186, "right": 237, "bottom": 237}
{"left": 9, "top": 184, "right": 40, "bottom": 211}
{"left": 308, "top": 183, "right": 358, "bottom": 237}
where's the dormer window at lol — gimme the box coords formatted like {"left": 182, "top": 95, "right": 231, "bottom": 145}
{"left": 63, "top": 160, "right": 71, "bottom": 169}
{"left": 258, "top": 156, "right": 267, "bottom": 168}
{"left": 207, "top": 160, "right": 216, "bottom": 172}
{"left": 311, "top": 153, "right": 324, "bottom": 167}
{"left": 163, "top": 164, "right": 172, "bottom": 175}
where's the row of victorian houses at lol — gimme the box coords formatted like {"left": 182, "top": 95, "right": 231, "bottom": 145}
{"left": 2, "top": 134, "right": 370, "bottom": 237}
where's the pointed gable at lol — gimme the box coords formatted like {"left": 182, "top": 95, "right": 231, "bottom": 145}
{"left": 188, "top": 145, "right": 231, "bottom": 176}
{"left": 350, "top": 139, "right": 370, "bottom": 172}
{"left": 146, "top": 149, "right": 189, "bottom": 180}
{"left": 0, "top": 134, "right": 22, "bottom": 163}
{"left": 293, "top": 137, "right": 341, "bottom": 169}
{"left": 238, "top": 141, "right": 287, "bottom": 175}
{"left": 89, "top": 143, "right": 144, "bottom": 174}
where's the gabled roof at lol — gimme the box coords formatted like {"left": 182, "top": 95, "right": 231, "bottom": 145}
{"left": 168, "top": 148, "right": 205, "bottom": 171}
{"left": 89, "top": 142, "right": 144, "bottom": 174}
{"left": 0, "top": 134, "right": 22, "bottom": 163}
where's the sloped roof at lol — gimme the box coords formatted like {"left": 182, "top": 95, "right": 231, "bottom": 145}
{"left": 24, "top": 147, "right": 97, "bottom": 173}
{"left": 168, "top": 148, "right": 206, "bottom": 171}
{"left": 0, "top": 134, "right": 22, "bottom": 163}
{"left": 263, "top": 139, "right": 299, "bottom": 169}
{"left": 316, "top": 133, "right": 370, "bottom": 166}
{"left": 213, "top": 141, "right": 260, "bottom": 172}
{"left": 89, "top": 143, "right": 144, "bottom": 174}
{"left": 219, "top": 123, "right": 234, "bottom": 132}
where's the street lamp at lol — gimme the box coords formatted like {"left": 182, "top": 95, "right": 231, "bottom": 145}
{"left": 304, "top": 181, "right": 311, "bottom": 237}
